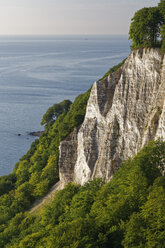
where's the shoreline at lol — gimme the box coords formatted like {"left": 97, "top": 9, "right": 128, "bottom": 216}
{"left": 28, "top": 131, "right": 44, "bottom": 137}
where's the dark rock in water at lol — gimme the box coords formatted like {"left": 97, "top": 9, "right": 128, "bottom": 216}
{"left": 18, "top": 134, "right": 21, "bottom": 136}
{"left": 28, "top": 131, "right": 43, "bottom": 137}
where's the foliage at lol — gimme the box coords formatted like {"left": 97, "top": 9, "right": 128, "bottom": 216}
{"left": 100, "top": 58, "right": 126, "bottom": 80}
{"left": 159, "top": 0, "right": 165, "bottom": 52}
{"left": 122, "top": 177, "right": 165, "bottom": 248}
{"left": 0, "top": 174, "right": 16, "bottom": 196}
{"left": 0, "top": 140, "right": 164, "bottom": 247}
{"left": 0, "top": 88, "right": 90, "bottom": 240}
{"left": 159, "top": 0, "right": 165, "bottom": 18}
{"left": 129, "top": 7, "right": 163, "bottom": 49}
{"left": 41, "top": 99, "right": 72, "bottom": 127}
{"left": 161, "top": 25, "right": 165, "bottom": 52}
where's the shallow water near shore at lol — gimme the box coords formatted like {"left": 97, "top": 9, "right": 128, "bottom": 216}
{"left": 0, "top": 35, "right": 130, "bottom": 176}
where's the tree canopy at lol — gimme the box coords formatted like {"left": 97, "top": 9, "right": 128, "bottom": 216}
{"left": 159, "top": 0, "right": 165, "bottom": 52}
{"left": 41, "top": 99, "right": 72, "bottom": 127}
{"left": 129, "top": 6, "right": 163, "bottom": 49}
{"left": 0, "top": 140, "right": 164, "bottom": 247}
{"left": 159, "top": 0, "right": 165, "bottom": 18}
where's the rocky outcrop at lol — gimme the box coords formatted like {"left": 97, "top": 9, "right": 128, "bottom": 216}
{"left": 59, "top": 128, "right": 78, "bottom": 185}
{"left": 28, "top": 131, "right": 44, "bottom": 137}
{"left": 59, "top": 48, "right": 165, "bottom": 187}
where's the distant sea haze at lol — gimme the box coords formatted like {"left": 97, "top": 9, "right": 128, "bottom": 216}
{"left": 0, "top": 35, "right": 130, "bottom": 176}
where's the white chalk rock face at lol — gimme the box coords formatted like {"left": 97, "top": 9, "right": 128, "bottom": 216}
{"left": 59, "top": 48, "right": 165, "bottom": 186}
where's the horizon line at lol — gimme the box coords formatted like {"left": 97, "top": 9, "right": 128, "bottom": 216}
{"left": 0, "top": 33, "right": 129, "bottom": 36}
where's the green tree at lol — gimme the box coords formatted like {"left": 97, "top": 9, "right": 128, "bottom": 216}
{"left": 41, "top": 99, "right": 72, "bottom": 126}
{"left": 159, "top": 0, "right": 165, "bottom": 52}
{"left": 161, "top": 25, "right": 165, "bottom": 52}
{"left": 0, "top": 174, "right": 16, "bottom": 196}
{"left": 122, "top": 177, "right": 165, "bottom": 248}
{"left": 129, "top": 7, "right": 163, "bottom": 49}
{"left": 159, "top": 0, "right": 165, "bottom": 18}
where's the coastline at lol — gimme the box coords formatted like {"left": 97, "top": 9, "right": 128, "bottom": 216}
{"left": 28, "top": 131, "right": 44, "bottom": 137}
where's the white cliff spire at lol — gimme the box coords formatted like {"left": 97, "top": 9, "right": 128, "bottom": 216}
{"left": 59, "top": 48, "right": 165, "bottom": 187}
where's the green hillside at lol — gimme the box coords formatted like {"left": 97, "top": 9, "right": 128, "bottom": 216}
{"left": 0, "top": 0, "right": 165, "bottom": 243}
{"left": 0, "top": 89, "right": 91, "bottom": 237}
{"left": 0, "top": 140, "right": 164, "bottom": 247}
{"left": 0, "top": 58, "right": 127, "bottom": 247}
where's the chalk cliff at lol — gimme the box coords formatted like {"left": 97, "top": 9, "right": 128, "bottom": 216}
{"left": 59, "top": 48, "right": 165, "bottom": 187}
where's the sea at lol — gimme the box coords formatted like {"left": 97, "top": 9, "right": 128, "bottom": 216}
{"left": 0, "top": 35, "right": 130, "bottom": 177}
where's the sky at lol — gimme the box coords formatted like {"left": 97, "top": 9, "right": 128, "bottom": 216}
{"left": 0, "top": 0, "right": 160, "bottom": 35}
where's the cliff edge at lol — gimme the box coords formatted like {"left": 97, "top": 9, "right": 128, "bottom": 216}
{"left": 59, "top": 48, "right": 165, "bottom": 186}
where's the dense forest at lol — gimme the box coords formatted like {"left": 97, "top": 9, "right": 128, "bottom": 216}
{"left": 0, "top": 140, "right": 164, "bottom": 247}
{"left": 0, "top": 88, "right": 90, "bottom": 221}
{"left": 0, "top": 1, "right": 165, "bottom": 247}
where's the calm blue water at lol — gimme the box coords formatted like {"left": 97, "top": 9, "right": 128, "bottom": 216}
{"left": 0, "top": 35, "right": 130, "bottom": 176}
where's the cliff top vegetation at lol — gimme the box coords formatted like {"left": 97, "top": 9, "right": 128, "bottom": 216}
{"left": 129, "top": 0, "right": 165, "bottom": 52}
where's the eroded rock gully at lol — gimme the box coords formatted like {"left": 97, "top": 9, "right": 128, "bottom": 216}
{"left": 59, "top": 48, "right": 165, "bottom": 187}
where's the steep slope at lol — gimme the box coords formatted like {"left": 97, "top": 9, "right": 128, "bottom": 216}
{"left": 59, "top": 48, "right": 165, "bottom": 186}
{"left": 3, "top": 140, "right": 165, "bottom": 248}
